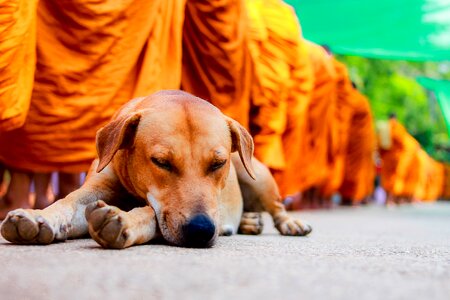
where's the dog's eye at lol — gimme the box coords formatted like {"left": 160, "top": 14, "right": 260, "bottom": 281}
{"left": 151, "top": 157, "right": 172, "bottom": 171}
{"left": 210, "top": 160, "right": 227, "bottom": 172}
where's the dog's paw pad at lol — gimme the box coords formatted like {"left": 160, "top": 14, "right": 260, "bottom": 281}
{"left": 276, "top": 217, "right": 312, "bottom": 236}
{"left": 0, "top": 210, "right": 56, "bottom": 244}
{"left": 87, "top": 202, "right": 131, "bottom": 249}
{"left": 238, "top": 212, "right": 264, "bottom": 235}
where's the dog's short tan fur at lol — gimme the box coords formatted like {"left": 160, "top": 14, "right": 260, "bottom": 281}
{"left": 1, "top": 91, "right": 311, "bottom": 248}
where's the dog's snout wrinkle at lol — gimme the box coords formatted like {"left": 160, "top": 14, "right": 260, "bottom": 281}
{"left": 182, "top": 214, "right": 215, "bottom": 248}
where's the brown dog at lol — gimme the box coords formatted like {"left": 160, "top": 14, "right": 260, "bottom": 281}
{"left": 1, "top": 91, "right": 311, "bottom": 248}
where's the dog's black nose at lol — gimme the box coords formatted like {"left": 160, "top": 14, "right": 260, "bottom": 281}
{"left": 182, "top": 214, "right": 216, "bottom": 248}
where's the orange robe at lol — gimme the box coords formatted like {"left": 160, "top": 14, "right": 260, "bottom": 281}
{"left": 405, "top": 148, "right": 445, "bottom": 202}
{"left": 412, "top": 149, "right": 428, "bottom": 200}
{"left": 423, "top": 158, "right": 444, "bottom": 201}
{"left": 277, "top": 37, "right": 313, "bottom": 197}
{"left": 380, "top": 120, "right": 445, "bottom": 201}
{"left": 0, "top": 0, "right": 186, "bottom": 173}
{"left": 443, "top": 164, "right": 450, "bottom": 199}
{"left": 181, "top": 0, "right": 252, "bottom": 128}
{"left": 298, "top": 42, "right": 336, "bottom": 192}
{"left": 379, "top": 119, "right": 420, "bottom": 198}
{"left": 245, "top": 0, "right": 313, "bottom": 197}
{"left": 339, "top": 90, "right": 376, "bottom": 203}
{"left": 321, "top": 59, "right": 357, "bottom": 197}
{"left": 0, "top": 0, "right": 37, "bottom": 131}
{"left": 392, "top": 133, "right": 420, "bottom": 198}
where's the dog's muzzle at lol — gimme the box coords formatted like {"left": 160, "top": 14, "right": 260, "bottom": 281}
{"left": 182, "top": 214, "right": 216, "bottom": 248}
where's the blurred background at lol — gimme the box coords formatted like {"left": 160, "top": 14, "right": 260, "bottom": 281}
{"left": 288, "top": 0, "right": 450, "bottom": 162}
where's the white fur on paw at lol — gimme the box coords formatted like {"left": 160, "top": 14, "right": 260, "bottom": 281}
{"left": 220, "top": 224, "right": 235, "bottom": 236}
{"left": 276, "top": 217, "right": 312, "bottom": 236}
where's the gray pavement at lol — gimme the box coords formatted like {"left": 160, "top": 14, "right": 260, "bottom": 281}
{"left": 1, "top": 202, "right": 449, "bottom": 300}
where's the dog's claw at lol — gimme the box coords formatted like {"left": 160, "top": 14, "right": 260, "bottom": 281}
{"left": 97, "top": 200, "right": 106, "bottom": 208}
{"left": 275, "top": 216, "right": 312, "bottom": 236}
{"left": 86, "top": 202, "right": 132, "bottom": 249}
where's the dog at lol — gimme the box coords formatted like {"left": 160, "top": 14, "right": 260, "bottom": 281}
{"left": 1, "top": 90, "right": 311, "bottom": 248}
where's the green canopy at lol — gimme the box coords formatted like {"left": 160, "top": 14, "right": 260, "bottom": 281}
{"left": 417, "top": 77, "right": 450, "bottom": 136}
{"left": 285, "top": 0, "right": 450, "bottom": 61}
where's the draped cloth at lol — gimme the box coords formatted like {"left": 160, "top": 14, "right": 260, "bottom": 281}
{"left": 182, "top": 0, "right": 252, "bottom": 128}
{"left": 294, "top": 42, "right": 336, "bottom": 193}
{"left": 0, "top": 0, "right": 38, "bottom": 131}
{"left": 245, "top": 0, "right": 313, "bottom": 197}
{"left": 413, "top": 149, "right": 429, "bottom": 200}
{"left": 0, "top": 0, "right": 186, "bottom": 172}
{"left": 411, "top": 150, "right": 444, "bottom": 201}
{"left": 378, "top": 118, "right": 444, "bottom": 201}
{"left": 421, "top": 154, "right": 444, "bottom": 201}
{"left": 321, "top": 59, "right": 356, "bottom": 197}
{"left": 276, "top": 38, "right": 313, "bottom": 197}
{"left": 339, "top": 91, "right": 376, "bottom": 203}
{"left": 379, "top": 119, "right": 419, "bottom": 197}
{"left": 442, "top": 164, "right": 450, "bottom": 200}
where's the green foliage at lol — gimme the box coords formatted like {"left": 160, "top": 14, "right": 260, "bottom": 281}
{"left": 336, "top": 55, "right": 450, "bottom": 162}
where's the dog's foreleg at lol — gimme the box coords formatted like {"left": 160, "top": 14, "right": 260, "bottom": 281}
{"left": 1, "top": 188, "right": 98, "bottom": 244}
{"left": 85, "top": 201, "right": 157, "bottom": 249}
{"left": 233, "top": 155, "right": 312, "bottom": 236}
{"left": 1, "top": 162, "right": 123, "bottom": 244}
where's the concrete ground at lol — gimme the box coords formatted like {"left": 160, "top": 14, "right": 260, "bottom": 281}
{"left": 0, "top": 202, "right": 449, "bottom": 300}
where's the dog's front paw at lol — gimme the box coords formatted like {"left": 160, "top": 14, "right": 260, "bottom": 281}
{"left": 274, "top": 215, "right": 312, "bottom": 236}
{"left": 238, "top": 212, "right": 264, "bottom": 235}
{"left": 0, "top": 209, "right": 63, "bottom": 244}
{"left": 85, "top": 201, "right": 132, "bottom": 249}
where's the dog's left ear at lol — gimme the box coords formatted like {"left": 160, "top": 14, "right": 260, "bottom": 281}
{"left": 96, "top": 113, "right": 141, "bottom": 173}
{"left": 226, "top": 116, "right": 256, "bottom": 180}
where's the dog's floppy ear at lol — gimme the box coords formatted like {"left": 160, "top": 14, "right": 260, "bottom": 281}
{"left": 226, "top": 116, "right": 256, "bottom": 180}
{"left": 96, "top": 113, "right": 141, "bottom": 173}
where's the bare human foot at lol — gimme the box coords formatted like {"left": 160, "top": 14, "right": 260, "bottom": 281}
{"left": 0, "top": 170, "right": 33, "bottom": 220}
{"left": 33, "top": 173, "right": 54, "bottom": 209}
{"left": 0, "top": 163, "right": 6, "bottom": 197}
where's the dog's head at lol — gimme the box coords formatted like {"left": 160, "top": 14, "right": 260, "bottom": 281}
{"left": 95, "top": 91, "right": 255, "bottom": 247}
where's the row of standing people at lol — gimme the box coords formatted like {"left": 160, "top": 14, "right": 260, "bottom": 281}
{"left": 0, "top": 0, "right": 444, "bottom": 218}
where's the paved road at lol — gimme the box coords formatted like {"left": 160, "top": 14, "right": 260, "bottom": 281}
{"left": 1, "top": 202, "right": 449, "bottom": 300}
